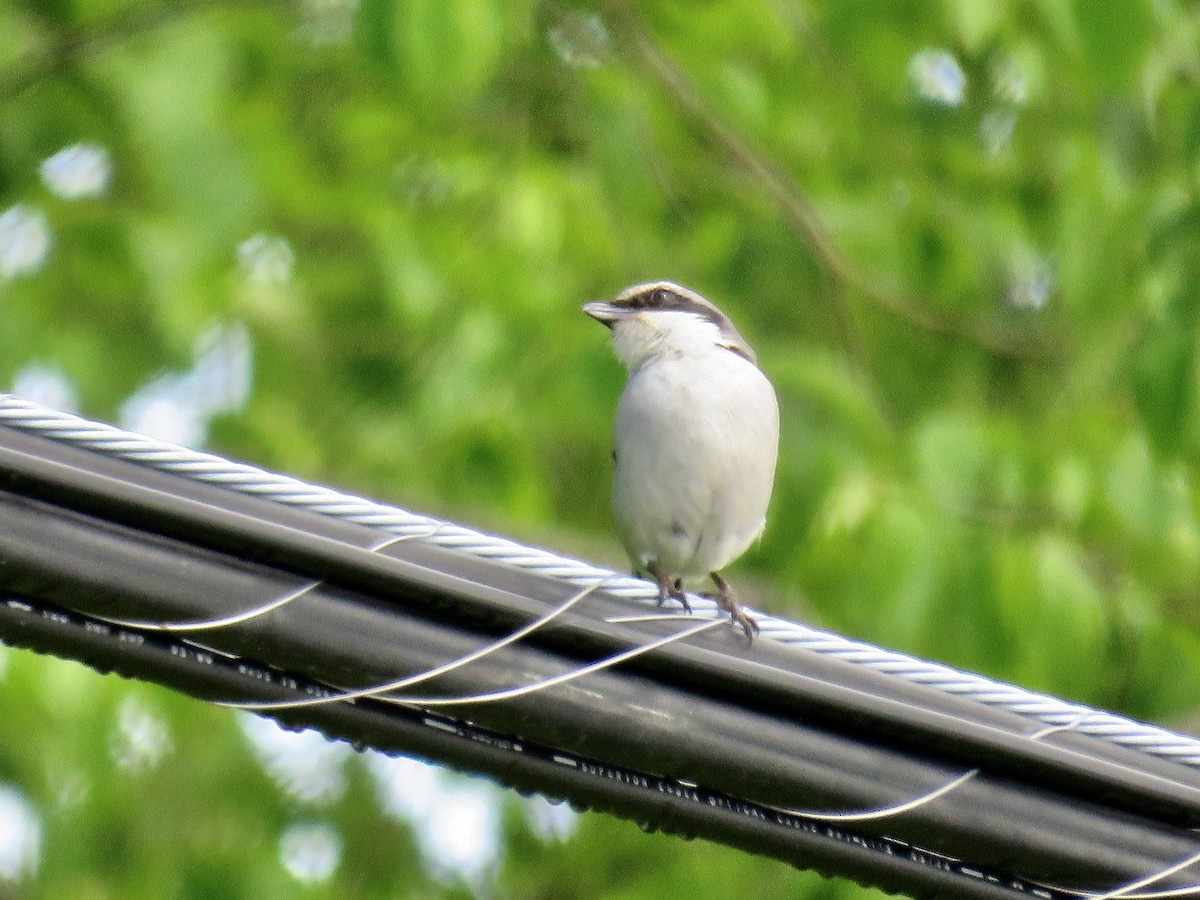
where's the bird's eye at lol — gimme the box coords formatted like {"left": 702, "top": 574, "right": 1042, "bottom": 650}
{"left": 650, "top": 288, "right": 670, "bottom": 307}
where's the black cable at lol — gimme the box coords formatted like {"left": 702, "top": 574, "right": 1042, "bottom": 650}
{"left": 1, "top": 424, "right": 1199, "bottom": 827}
{"left": 1, "top": 489, "right": 1200, "bottom": 894}
{"left": 0, "top": 592, "right": 1082, "bottom": 900}
{"left": 6, "top": 424, "right": 1200, "bottom": 896}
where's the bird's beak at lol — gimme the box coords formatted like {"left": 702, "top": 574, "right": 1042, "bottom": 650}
{"left": 582, "top": 301, "right": 624, "bottom": 327}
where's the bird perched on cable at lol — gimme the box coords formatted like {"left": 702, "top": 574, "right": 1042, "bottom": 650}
{"left": 583, "top": 281, "right": 779, "bottom": 638}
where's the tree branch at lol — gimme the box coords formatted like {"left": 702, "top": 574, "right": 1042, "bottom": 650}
{"left": 603, "top": 0, "right": 1057, "bottom": 361}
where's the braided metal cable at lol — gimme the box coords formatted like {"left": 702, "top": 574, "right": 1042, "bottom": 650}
{"left": 3, "top": 393, "right": 1199, "bottom": 767}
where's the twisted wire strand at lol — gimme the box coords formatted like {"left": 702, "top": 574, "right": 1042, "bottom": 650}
{"left": 91, "top": 529, "right": 442, "bottom": 633}
{"left": 223, "top": 577, "right": 611, "bottom": 711}
{"left": 766, "top": 711, "right": 1094, "bottom": 826}
{"left": 3, "top": 394, "right": 1200, "bottom": 767}
{"left": 1050, "top": 848, "right": 1200, "bottom": 900}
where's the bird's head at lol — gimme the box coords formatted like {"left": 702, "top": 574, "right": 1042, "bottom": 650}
{"left": 582, "top": 281, "right": 757, "bottom": 371}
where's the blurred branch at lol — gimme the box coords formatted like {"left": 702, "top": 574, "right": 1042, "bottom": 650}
{"left": 602, "top": 0, "right": 1057, "bottom": 362}
{"left": 0, "top": 0, "right": 292, "bottom": 102}
{"left": 600, "top": 0, "right": 866, "bottom": 373}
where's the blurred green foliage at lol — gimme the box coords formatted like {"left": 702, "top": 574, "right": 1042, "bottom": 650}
{"left": 2, "top": 0, "right": 1200, "bottom": 896}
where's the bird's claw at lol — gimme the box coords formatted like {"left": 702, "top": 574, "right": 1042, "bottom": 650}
{"left": 650, "top": 569, "right": 692, "bottom": 614}
{"left": 728, "top": 606, "right": 760, "bottom": 640}
{"left": 710, "top": 573, "right": 759, "bottom": 642}
{"left": 662, "top": 582, "right": 692, "bottom": 614}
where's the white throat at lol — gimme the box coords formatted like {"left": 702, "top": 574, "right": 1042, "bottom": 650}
{"left": 610, "top": 311, "right": 729, "bottom": 371}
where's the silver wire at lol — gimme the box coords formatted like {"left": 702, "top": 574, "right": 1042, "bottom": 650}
{"left": 223, "top": 577, "right": 609, "bottom": 711}
{"left": 86, "top": 525, "right": 445, "bottom": 632}
{"left": 376, "top": 618, "right": 725, "bottom": 707}
{"left": 768, "top": 710, "right": 1096, "bottom": 824}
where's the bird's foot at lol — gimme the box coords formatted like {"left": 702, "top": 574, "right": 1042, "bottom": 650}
{"left": 648, "top": 566, "right": 692, "bottom": 614}
{"left": 710, "top": 572, "right": 759, "bottom": 641}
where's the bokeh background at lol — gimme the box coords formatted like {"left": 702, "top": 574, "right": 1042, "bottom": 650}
{"left": 2, "top": 0, "right": 1200, "bottom": 896}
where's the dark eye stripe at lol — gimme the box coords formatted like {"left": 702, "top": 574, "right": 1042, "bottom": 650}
{"left": 612, "top": 283, "right": 759, "bottom": 365}
{"left": 625, "top": 287, "right": 692, "bottom": 312}
{"left": 622, "top": 287, "right": 734, "bottom": 332}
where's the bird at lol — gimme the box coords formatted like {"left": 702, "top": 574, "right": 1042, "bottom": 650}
{"left": 583, "top": 281, "right": 779, "bottom": 638}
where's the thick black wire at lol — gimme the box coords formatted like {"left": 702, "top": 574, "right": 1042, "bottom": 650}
{"left": 5, "top": 425, "right": 1200, "bottom": 895}
{"left": 0, "top": 592, "right": 1083, "bottom": 900}
{"left": 1, "top": 424, "right": 1198, "bottom": 824}
{"left": 2, "top": 489, "right": 1200, "bottom": 895}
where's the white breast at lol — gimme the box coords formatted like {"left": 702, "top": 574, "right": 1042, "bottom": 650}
{"left": 611, "top": 345, "right": 779, "bottom": 579}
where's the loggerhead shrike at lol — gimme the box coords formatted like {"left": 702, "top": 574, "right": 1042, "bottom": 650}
{"left": 583, "top": 281, "right": 779, "bottom": 638}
